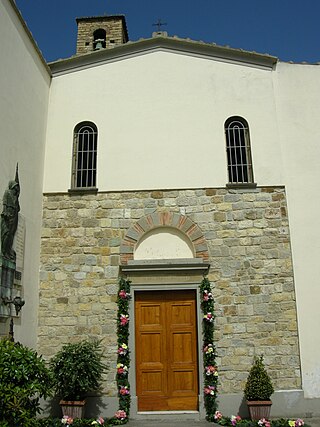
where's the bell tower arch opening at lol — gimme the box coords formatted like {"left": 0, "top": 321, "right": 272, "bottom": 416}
{"left": 76, "top": 15, "right": 129, "bottom": 55}
{"left": 93, "top": 29, "right": 106, "bottom": 50}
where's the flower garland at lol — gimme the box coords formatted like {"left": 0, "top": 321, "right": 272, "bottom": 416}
{"left": 112, "top": 277, "right": 217, "bottom": 423}
{"left": 200, "top": 277, "right": 218, "bottom": 421}
{"left": 113, "top": 277, "right": 131, "bottom": 424}
{"left": 61, "top": 415, "right": 105, "bottom": 425}
{"left": 213, "top": 411, "right": 308, "bottom": 427}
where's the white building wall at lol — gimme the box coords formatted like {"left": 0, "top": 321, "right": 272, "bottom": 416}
{"left": 276, "top": 62, "right": 320, "bottom": 398}
{"left": 44, "top": 40, "right": 320, "bottom": 402}
{"left": 0, "top": 0, "right": 50, "bottom": 347}
{"left": 44, "top": 51, "right": 283, "bottom": 192}
{"left": 2, "top": 0, "right": 320, "bottom": 411}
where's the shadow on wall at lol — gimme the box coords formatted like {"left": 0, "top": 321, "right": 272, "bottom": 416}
{"left": 239, "top": 396, "right": 250, "bottom": 418}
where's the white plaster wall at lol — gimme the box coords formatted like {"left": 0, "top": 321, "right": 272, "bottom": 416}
{"left": 44, "top": 51, "right": 283, "bottom": 192}
{"left": 0, "top": 0, "right": 50, "bottom": 347}
{"left": 43, "top": 44, "right": 320, "bottom": 400}
{"left": 134, "top": 227, "right": 194, "bottom": 260}
{"left": 276, "top": 62, "right": 320, "bottom": 398}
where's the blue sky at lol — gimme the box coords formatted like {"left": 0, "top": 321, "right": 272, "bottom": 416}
{"left": 15, "top": 0, "right": 320, "bottom": 63}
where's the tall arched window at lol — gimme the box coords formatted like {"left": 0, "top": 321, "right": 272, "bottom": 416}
{"left": 72, "top": 122, "right": 97, "bottom": 189}
{"left": 225, "top": 117, "right": 253, "bottom": 184}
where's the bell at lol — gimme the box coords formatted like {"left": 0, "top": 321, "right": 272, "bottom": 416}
{"left": 94, "top": 39, "right": 104, "bottom": 50}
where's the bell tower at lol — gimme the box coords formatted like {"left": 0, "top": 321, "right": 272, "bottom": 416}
{"left": 76, "top": 15, "right": 129, "bottom": 55}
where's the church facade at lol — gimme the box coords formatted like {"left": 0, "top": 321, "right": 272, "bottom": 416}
{"left": 1, "top": 0, "right": 320, "bottom": 420}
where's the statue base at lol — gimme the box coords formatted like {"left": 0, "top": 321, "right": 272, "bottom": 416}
{"left": 0, "top": 256, "right": 16, "bottom": 317}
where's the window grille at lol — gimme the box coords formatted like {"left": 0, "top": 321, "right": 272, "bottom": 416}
{"left": 72, "top": 122, "right": 97, "bottom": 188}
{"left": 225, "top": 117, "right": 253, "bottom": 184}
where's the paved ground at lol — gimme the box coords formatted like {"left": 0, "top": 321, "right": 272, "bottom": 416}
{"left": 126, "top": 421, "right": 208, "bottom": 427}
{"left": 125, "top": 419, "right": 320, "bottom": 427}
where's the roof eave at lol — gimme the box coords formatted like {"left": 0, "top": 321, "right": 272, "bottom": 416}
{"left": 9, "top": 0, "right": 51, "bottom": 76}
{"left": 49, "top": 37, "right": 278, "bottom": 75}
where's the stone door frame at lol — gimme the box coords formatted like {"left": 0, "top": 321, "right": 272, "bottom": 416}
{"left": 121, "top": 260, "right": 209, "bottom": 420}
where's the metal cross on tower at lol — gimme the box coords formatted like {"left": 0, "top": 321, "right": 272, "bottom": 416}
{"left": 152, "top": 19, "right": 167, "bottom": 32}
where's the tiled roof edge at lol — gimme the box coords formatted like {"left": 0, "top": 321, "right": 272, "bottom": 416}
{"left": 49, "top": 36, "right": 278, "bottom": 74}
{"left": 8, "top": 0, "right": 51, "bottom": 76}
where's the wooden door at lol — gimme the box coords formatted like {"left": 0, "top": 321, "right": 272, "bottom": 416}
{"left": 135, "top": 290, "right": 198, "bottom": 411}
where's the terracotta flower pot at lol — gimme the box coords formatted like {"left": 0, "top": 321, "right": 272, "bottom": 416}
{"left": 247, "top": 400, "right": 272, "bottom": 420}
{"left": 60, "top": 400, "right": 86, "bottom": 419}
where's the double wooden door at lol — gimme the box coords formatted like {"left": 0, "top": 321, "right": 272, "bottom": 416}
{"left": 135, "top": 290, "right": 198, "bottom": 411}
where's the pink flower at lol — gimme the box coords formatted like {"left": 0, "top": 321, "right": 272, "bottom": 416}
{"left": 61, "top": 415, "right": 73, "bottom": 425}
{"left": 205, "top": 365, "right": 218, "bottom": 376}
{"left": 203, "top": 312, "right": 214, "bottom": 322}
{"left": 115, "top": 410, "right": 127, "bottom": 420}
{"left": 92, "top": 417, "right": 105, "bottom": 425}
{"left": 295, "top": 420, "right": 304, "bottom": 427}
{"left": 204, "top": 385, "right": 215, "bottom": 395}
{"left": 119, "top": 290, "right": 130, "bottom": 299}
{"left": 120, "top": 314, "right": 129, "bottom": 326}
{"left": 203, "top": 290, "right": 213, "bottom": 301}
{"left": 258, "top": 418, "right": 271, "bottom": 427}
{"left": 119, "top": 385, "right": 130, "bottom": 395}
{"left": 231, "top": 415, "right": 242, "bottom": 426}
{"left": 117, "top": 363, "right": 128, "bottom": 375}
{"left": 214, "top": 411, "right": 223, "bottom": 421}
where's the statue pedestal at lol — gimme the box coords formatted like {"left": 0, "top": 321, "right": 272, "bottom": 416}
{"left": 0, "top": 257, "right": 16, "bottom": 317}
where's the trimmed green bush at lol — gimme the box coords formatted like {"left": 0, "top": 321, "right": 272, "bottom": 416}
{"left": 244, "top": 355, "right": 274, "bottom": 401}
{"left": 0, "top": 338, "right": 52, "bottom": 427}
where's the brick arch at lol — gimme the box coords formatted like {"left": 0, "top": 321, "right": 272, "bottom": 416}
{"left": 120, "top": 211, "right": 209, "bottom": 265}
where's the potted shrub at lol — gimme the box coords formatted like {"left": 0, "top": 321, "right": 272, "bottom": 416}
{"left": 244, "top": 355, "right": 274, "bottom": 420}
{"left": 50, "top": 339, "right": 107, "bottom": 419}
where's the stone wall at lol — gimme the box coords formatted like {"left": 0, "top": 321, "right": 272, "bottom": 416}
{"left": 39, "top": 186, "right": 301, "bottom": 397}
{"left": 76, "top": 17, "right": 128, "bottom": 55}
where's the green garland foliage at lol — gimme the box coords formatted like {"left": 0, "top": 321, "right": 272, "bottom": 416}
{"left": 112, "top": 277, "right": 218, "bottom": 423}
{"left": 214, "top": 412, "right": 309, "bottom": 427}
{"left": 37, "top": 418, "right": 106, "bottom": 427}
{"left": 113, "top": 277, "right": 131, "bottom": 424}
{"left": 200, "top": 277, "right": 218, "bottom": 421}
{"left": 34, "top": 415, "right": 311, "bottom": 427}
{"left": 113, "top": 277, "right": 219, "bottom": 423}
{"left": 36, "top": 418, "right": 122, "bottom": 426}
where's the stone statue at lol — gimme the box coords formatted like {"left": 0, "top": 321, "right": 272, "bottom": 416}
{"left": 1, "top": 167, "right": 20, "bottom": 261}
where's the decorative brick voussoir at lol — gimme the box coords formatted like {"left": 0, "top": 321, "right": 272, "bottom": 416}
{"left": 187, "top": 224, "right": 204, "bottom": 241}
{"left": 120, "top": 211, "right": 209, "bottom": 264}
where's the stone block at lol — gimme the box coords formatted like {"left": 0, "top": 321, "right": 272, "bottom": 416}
{"left": 39, "top": 187, "right": 299, "bottom": 395}
{"left": 214, "top": 212, "right": 226, "bottom": 222}
{"left": 151, "top": 191, "right": 163, "bottom": 199}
